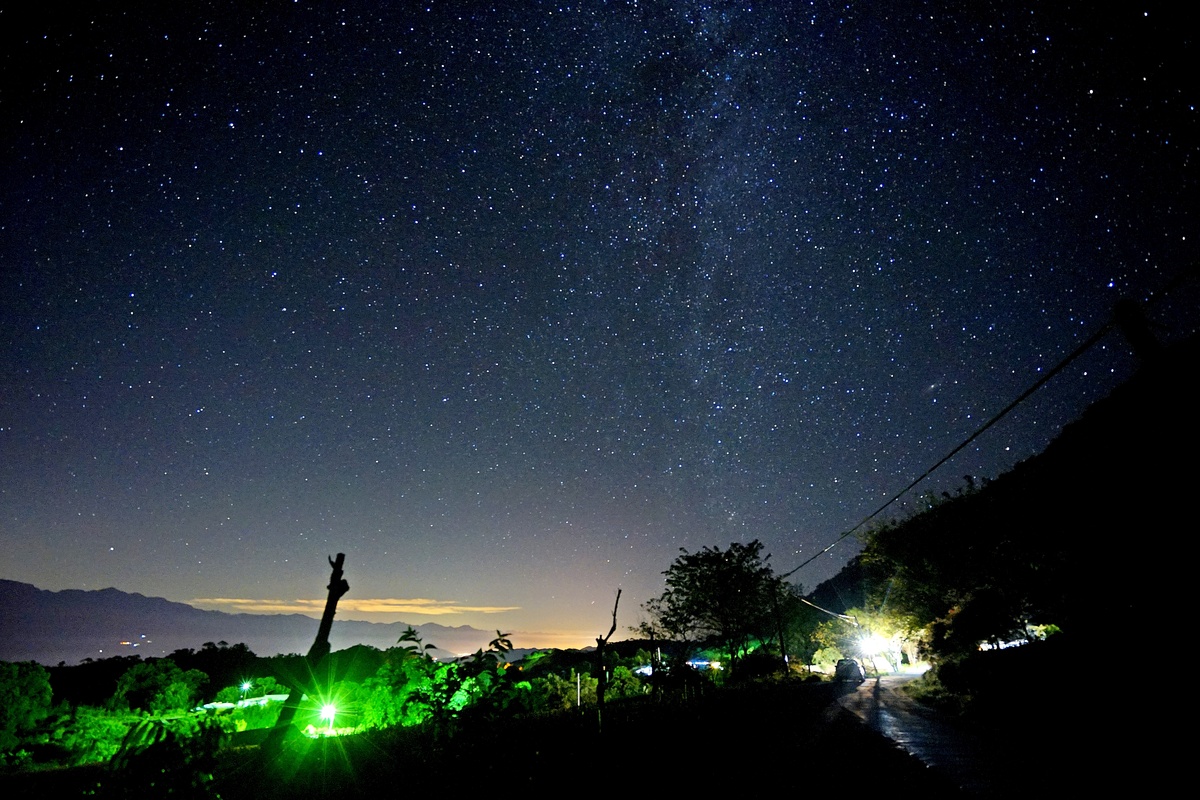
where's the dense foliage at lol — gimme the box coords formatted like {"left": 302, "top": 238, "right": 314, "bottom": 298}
{"left": 110, "top": 658, "right": 209, "bottom": 715}
{"left": 0, "top": 662, "right": 53, "bottom": 758}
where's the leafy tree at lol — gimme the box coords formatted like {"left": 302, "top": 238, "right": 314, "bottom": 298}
{"left": 811, "top": 647, "right": 845, "bottom": 674}
{"left": 0, "top": 661, "right": 53, "bottom": 754}
{"left": 927, "top": 587, "right": 1030, "bottom": 657}
{"left": 49, "top": 655, "right": 142, "bottom": 708}
{"left": 531, "top": 669, "right": 597, "bottom": 711}
{"left": 643, "top": 540, "right": 785, "bottom": 669}
{"left": 775, "top": 584, "right": 826, "bottom": 669}
{"left": 360, "top": 650, "right": 436, "bottom": 729}
{"left": 110, "top": 659, "right": 208, "bottom": 715}
{"left": 169, "top": 641, "right": 256, "bottom": 693}
{"left": 604, "top": 666, "right": 644, "bottom": 700}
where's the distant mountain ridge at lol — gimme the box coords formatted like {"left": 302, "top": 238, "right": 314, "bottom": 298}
{"left": 0, "top": 579, "right": 497, "bottom": 665}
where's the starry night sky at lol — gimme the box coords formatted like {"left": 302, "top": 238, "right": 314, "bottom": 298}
{"left": 2, "top": 1, "right": 1196, "bottom": 647}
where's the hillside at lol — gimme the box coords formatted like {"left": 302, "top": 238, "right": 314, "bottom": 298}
{"left": 811, "top": 331, "right": 1198, "bottom": 639}
{"left": 0, "top": 580, "right": 496, "bottom": 664}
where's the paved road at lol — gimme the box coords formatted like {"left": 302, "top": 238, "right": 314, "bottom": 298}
{"left": 837, "top": 675, "right": 1011, "bottom": 796}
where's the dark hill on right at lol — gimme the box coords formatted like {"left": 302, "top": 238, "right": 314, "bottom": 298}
{"left": 982, "top": 332, "right": 1196, "bottom": 637}
{"left": 856, "top": 330, "right": 1198, "bottom": 650}
{"left": 840, "top": 331, "right": 1199, "bottom": 793}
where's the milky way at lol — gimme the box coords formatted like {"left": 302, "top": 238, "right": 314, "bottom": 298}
{"left": 2, "top": 2, "right": 1196, "bottom": 646}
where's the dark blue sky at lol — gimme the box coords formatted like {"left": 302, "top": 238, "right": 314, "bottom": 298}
{"left": 2, "top": 1, "right": 1196, "bottom": 646}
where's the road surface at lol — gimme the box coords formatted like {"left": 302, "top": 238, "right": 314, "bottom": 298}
{"left": 837, "top": 675, "right": 1015, "bottom": 796}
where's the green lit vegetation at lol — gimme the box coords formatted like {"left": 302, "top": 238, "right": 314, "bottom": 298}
{"left": 0, "top": 630, "right": 663, "bottom": 788}
{"left": 0, "top": 661, "right": 52, "bottom": 768}
{"left": 2, "top": 596, "right": 849, "bottom": 795}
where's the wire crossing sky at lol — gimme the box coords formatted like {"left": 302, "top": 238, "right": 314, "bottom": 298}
{"left": 2, "top": 2, "right": 1196, "bottom": 647}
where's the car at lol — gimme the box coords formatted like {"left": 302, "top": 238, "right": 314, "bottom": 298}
{"left": 834, "top": 658, "right": 866, "bottom": 683}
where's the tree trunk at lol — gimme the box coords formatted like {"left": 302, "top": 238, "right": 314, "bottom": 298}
{"left": 594, "top": 588, "right": 621, "bottom": 729}
{"left": 264, "top": 554, "right": 349, "bottom": 750}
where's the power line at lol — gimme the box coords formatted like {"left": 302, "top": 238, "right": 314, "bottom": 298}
{"left": 779, "top": 262, "right": 1199, "bottom": 582}
{"left": 780, "top": 314, "right": 1119, "bottom": 581}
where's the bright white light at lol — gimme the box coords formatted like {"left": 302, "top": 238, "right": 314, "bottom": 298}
{"left": 861, "top": 634, "right": 889, "bottom": 656}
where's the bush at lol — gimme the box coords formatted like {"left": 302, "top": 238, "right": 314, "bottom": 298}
{"left": 54, "top": 706, "right": 135, "bottom": 765}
